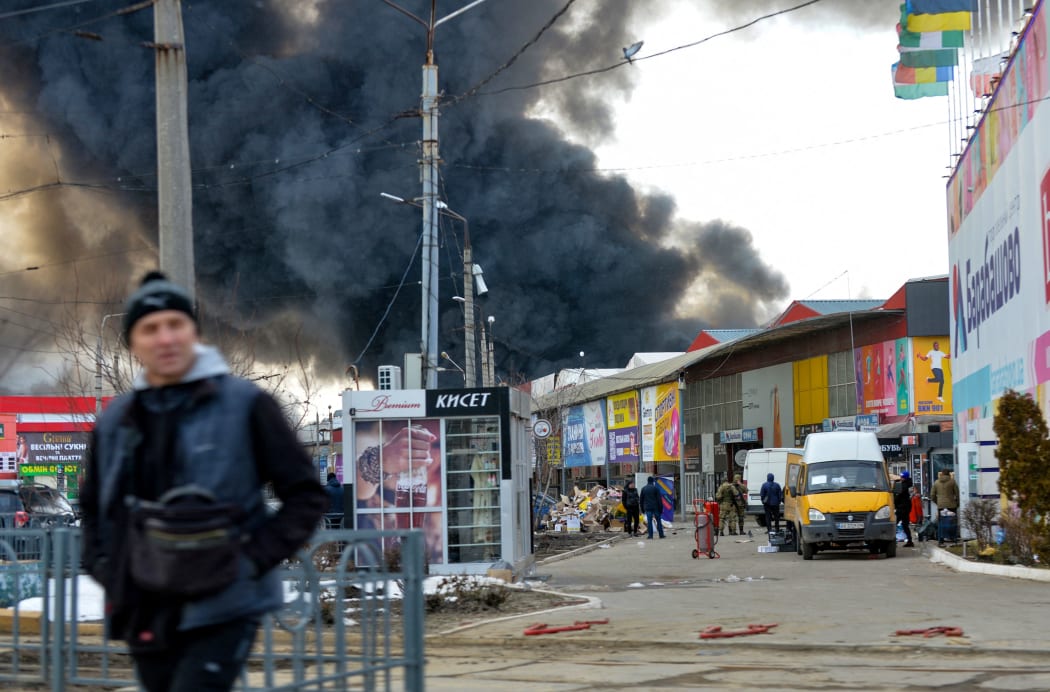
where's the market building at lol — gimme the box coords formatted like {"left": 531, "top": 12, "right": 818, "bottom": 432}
{"left": 531, "top": 276, "right": 954, "bottom": 517}
{"left": 0, "top": 396, "right": 95, "bottom": 498}
{"left": 947, "top": 1, "right": 1050, "bottom": 507}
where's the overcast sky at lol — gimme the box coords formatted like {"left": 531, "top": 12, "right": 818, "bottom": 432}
{"left": 593, "top": 0, "right": 949, "bottom": 307}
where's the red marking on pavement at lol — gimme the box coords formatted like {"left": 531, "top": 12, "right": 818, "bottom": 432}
{"left": 524, "top": 619, "right": 610, "bottom": 636}
{"left": 699, "top": 623, "right": 778, "bottom": 639}
{"left": 894, "top": 626, "right": 964, "bottom": 638}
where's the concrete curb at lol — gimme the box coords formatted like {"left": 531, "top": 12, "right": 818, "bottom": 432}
{"left": 431, "top": 587, "right": 603, "bottom": 636}
{"left": 928, "top": 545, "right": 1050, "bottom": 582}
{"left": 535, "top": 533, "right": 628, "bottom": 566}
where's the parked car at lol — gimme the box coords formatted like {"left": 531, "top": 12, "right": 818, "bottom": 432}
{"left": 0, "top": 480, "right": 77, "bottom": 560}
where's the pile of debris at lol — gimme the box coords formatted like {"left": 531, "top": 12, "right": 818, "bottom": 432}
{"left": 542, "top": 485, "right": 622, "bottom": 533}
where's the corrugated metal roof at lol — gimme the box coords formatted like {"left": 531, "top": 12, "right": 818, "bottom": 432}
{"left": 702, "top": 329, "right": 759, "bottom": 343}
{"left": 797, "top": 299, "right": 885, "bottom": 315}
{"left": 533, "top": 309, "right": 902, "bottom": 411}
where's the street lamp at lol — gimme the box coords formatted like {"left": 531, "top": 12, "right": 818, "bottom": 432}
{"left": 95, "top": 312, "right": 126, "bottom": 415}
{"left": 440, "top": 351, "right": 467, "bottom": 383}
{"left": 382, "top": 192, "right": 475, "bottom": 388}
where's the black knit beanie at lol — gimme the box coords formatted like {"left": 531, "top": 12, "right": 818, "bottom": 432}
{"left": 122, "top": 271, "right": 197, "bottom": 342}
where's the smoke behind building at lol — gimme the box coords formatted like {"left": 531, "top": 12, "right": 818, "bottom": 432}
{"left": 0, "top": 0, "right": 809, "bottom": 390}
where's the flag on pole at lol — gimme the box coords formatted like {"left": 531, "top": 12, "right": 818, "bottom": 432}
{"left": 899, "top": 48, "right": 960, "bottom": 67}
{"left": 894, "top": 64, "right": 955, "bottom": 84}
{"left": 969, "top": 53, "right": 1007, "bottom": 97}
{"left": 906, "top": 10, "right": 972, "bottom": 32}
{"left": 897, "top": 25, "right": 965, "bottom": 50}
{"left": 906, "top": 0, "right": 977, "bottom": 13}
{"left": 891, "top": 63, "right": 950, "bottom": 99}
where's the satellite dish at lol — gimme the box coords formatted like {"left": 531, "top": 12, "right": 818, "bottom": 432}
{"left": 623, "top": 40, "right": 644, "bottom": 62}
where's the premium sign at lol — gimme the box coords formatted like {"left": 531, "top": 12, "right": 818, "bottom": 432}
{"left": 345, "top": 390, "right": 426, "bottom": 418}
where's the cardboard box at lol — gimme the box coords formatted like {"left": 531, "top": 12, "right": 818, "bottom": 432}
{"left": 487, "top": 568, "right": 513, "bottom": 583}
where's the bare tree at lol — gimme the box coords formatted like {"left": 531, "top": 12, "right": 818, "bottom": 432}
{"left": 41, "top": 280, "right": 323, "bottom": 433}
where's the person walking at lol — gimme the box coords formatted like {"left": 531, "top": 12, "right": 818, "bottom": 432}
{"left": 760, "top": 472, "right": 783, "bottom": 534}
{"left": 930, "top": 468, "right": 960, "bottom": 546}
{"left": 894, "top": 470, "right": 914, "bottom": 547}
{"left": 715, "top": 476, "right": 741, "bottom": 536}
{"left": 325, "top": 472, "right": 345, "bottom": 529}
{"left": 909, "top": 485, "right": 923, "bottom": 526}
{"left": 80, "top": 271, "right": 327, "bottom": 692}
{"left": 622, "top": 479, "right": 641, "bottom": 536}
{"left": 639, "top": 476, "right": 665, "bottom": 539}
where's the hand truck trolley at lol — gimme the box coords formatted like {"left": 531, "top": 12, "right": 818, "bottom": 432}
{"left": 692, "top": 499, "right": 720, "bottom": 559}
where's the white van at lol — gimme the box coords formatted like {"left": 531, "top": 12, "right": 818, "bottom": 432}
{"left": 742, "top": 447, "right": 802, "bottom": 526}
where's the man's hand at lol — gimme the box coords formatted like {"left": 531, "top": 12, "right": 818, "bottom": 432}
{"left": 381, "top": 425, "right": 437, "bottom": 474}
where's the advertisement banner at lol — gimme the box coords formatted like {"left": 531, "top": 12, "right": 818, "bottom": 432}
{"left": 912, "top": 336, "right": 953, "bottom": 414}
{"left": 561, "top": 401, "right": 607, "bottom": 467}
{"left": 894, "top": 338, "right": 912, "bottom": 415}
{"left": 854, "top": 341, "right": 898, "bottom": 417}
{"left": 657, "top": 476, "right": 675, "bottom": 523}
{"left": 742, "top": 364, "right": 794, "bottom": 447}
{"left": 606, "top": 391, "right": 640, "bottom": 464}
{"left": 948, "top": 2, "right": 1050, "bottom": 441}
{"left": 353, "top": 419, "right": 443, "bottom": 509}
{"left": 17, "top": 431, "right": 88, "bottom": 472}
{"left": 641, "top": 384, "right": 680, "bottom": 463}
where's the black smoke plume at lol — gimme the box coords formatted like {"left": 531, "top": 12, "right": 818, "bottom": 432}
{"left": 0, "top": 0, "right": 792, "bottom": 389}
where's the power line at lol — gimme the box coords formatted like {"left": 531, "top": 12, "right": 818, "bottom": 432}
{"left": 0, "top": 246, "right": 151, "bottom": 277}
{"left": 444, "top": 0, "right": 577, "bottom": 108}
{"left": 470, "top": 0, "right": 825, "bottom": 98}
{"left": 351, "top": 230, "right": 424, "bottom": 366}
{"left": 0, "top": 0, "right": 104, "bottom": 21}
{"left": 3, "top": 0, "right": 152, "bottom": 47}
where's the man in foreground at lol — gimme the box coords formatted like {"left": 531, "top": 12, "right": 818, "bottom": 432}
{"left": 81, "top": 271, "right": 327, "bottom": 692}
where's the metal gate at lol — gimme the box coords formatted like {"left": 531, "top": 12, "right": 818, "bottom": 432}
{"left": 0, "top": 527, "right": 425, "bottom": 691}
{"left": 681, "top": 472, "right": 704, "bottom": 517}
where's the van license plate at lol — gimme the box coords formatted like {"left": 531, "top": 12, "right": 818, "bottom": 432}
{"left": 836, "top": 522, "right": 864, "bottom": 530}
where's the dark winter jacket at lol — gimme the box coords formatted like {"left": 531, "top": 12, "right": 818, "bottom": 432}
{"left": 81, "top": 345, "right": 327, "bottom": 643}
{"left": 893, "top": 476, "right": 913, "bottom": 514}
{"left": 326, "top": 476, "right": 345, "bottom": 514}
{"left": 639, "top": 479, "right": 662, "bottom": 513}
{"left": 760, "top": 474, "right": 783, "bottom": 508}
{"left": 622, "top": 485, "right": 640, "bottom": 510}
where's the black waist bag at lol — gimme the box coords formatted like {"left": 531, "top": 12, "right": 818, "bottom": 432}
{"left": 127, "top": 486, "right": 245, "bottom": 599}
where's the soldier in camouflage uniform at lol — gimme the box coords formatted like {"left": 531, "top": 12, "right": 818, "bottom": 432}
{"left": 732, "top": 475, "right": 748, "bottom": 534}
{"left": 716, "top": 476, "right": 743, "bottom": 536}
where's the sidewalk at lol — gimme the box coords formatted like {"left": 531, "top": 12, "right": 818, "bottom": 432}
{"left": 437, "top": 525, "right": 1050, "bottom": 655}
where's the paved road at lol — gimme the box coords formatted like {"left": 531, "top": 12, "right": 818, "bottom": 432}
{"left": 419, "top": 524, "right": 1050, "bottom": 690}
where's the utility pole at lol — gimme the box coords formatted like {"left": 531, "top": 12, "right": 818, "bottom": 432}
{"left": 383, "top": 0, "right": 490, "bottom": 389}
{"left": 461, "top": 227, "right": 476, "bottom": 387}
{"left": 479, "top": 322, "right": 490, "bottom": 387}
{"left": 486, "top": 315, "right": 495, "bottom": 385}
{"left": 154, "top": 0, "right": 195, "bottom": 300}
{"left": 95, "top": 312, "right": 126, "bottom": 415}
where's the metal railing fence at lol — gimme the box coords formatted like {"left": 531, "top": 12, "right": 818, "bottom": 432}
{"left": 0, "top": 527, "right": 425, "bottom": 691}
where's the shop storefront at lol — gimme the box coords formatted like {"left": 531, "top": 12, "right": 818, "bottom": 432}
{"left": 343, "top": 387, "right": 531, "bottom": 575}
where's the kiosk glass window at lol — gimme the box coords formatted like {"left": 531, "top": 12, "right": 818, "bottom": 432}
{"left": 444, "top": 416, "right": 502, "bottom": 563}
{"left": 353, "top": 419, "right": 445, "bottom": 566}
